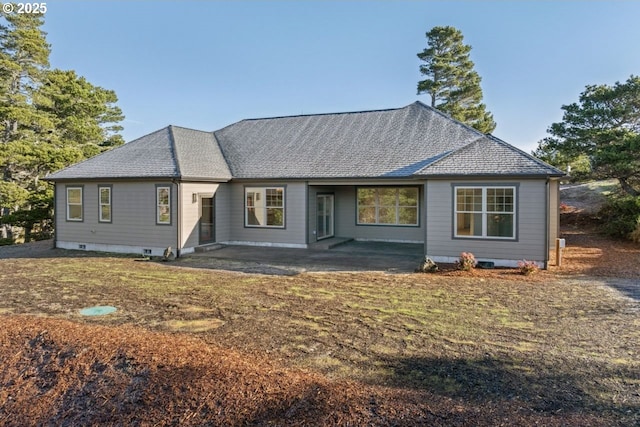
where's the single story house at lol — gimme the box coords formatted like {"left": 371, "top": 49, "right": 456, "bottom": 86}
{"left": 45, "top": 101, "right": 564, "bottom": 267}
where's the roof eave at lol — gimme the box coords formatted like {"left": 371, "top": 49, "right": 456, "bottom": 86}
{"left": 414, "top": 172, "right": 566, "bottom": 179}
{"left": 43, "top": 175, "right": 181, "bottom": 182}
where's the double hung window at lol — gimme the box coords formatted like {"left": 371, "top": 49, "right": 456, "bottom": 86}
{"left": 66, "top": 187, "right": 83, "bottom": 221}
{"left": 455, "top": 186, "right": 516, "bottom": 239}
{"left": 99, "top": 186, "right": 111, "bottom": 222}
{"left": 245, "top": 187, "right": 285, "bottom": 227}
{"left": 157, "top": 186, "right": 171, "bottom": 225}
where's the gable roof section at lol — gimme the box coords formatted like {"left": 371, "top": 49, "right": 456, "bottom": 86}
{"left": 416, "top": 134, "right": 564, "bottom": 177}
{"left": 213, "top": 101, "right": 486, "bottom": 179}
{"left": 46, "top": 126, "right": 231, "bottom": 181}
{"left": 170, "top": 127, "right": 232, "bottom": 180}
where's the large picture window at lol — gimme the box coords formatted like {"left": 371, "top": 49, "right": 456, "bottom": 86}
{"left": 99, "top": 186, "right": 111, "bottom": 223}
{"left": 245, "top": 187, "right": 285, "bottom": 228}
{"left": 455, "top": 186, "right": 516, "bottom": 239}
{"left": 156, "top": 186, "right": 171, "bottom": 225}
{"left": 357, "top": 187, "right": 419, "bottom": 226}
{"left": 66, "top": 186, "right": 83, "bottom": 221}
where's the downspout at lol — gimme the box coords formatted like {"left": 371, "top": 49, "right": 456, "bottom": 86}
{"left": 52, "top": 183, "right": 57, "bottom": 249}
{"left": 544, "top": 178, "right": 550, "bottom": 270}
{"left": 423, "top": 181, "right": 428, "bottom": 256}
{"left": 305, "top": 181, "right": 309, "bottom": 246}
{"left": 176, "top": 180, "right": 182, "bottom": 258}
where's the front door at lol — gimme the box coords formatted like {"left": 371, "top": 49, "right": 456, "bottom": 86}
{"left": 199, "top": 196, "right": 215, "bottom": 244}
{"left": 317, "top": 194, "right": 334, "bottom": 240}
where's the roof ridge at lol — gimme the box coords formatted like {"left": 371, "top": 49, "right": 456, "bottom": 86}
{"left": 169, "top": 124, "right": 212, "bottom": 133}
{"left": 415, "top": 135, "right": 485, "bottom": 174}
{"left": 210, "top": 131, "right": 234, "bottom": 177}
{"left": 484, "top": 134, "right": 565, "bottom": 175}
{"left": 234, "top": 105, "right": 407, "bottom": 123}
{"left": 167, "top": 125, "right": 183, "bottom": 178}
{"left": 411, "top": 100, "right": 488, "bottom": 138}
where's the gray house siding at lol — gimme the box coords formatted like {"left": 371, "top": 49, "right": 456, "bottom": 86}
{"left": 179, "top": 182, "right": 221, "bottom": 251}
{"left": 224, "top": 181, "right": 307, "bottom": 247}
{"left": 307, "top": 183, "right": 426, "bottom": 243}
{"left": 425, "top": 179, "right": 549, "bottom": 266}
{"left": 55, "top": 181, "right": 178, "bottom": 256}
{"left": 214, "top": 184, "right": 232, "bottom": 243}
{"left": 548, "top": 178, "right": 560, "bottom": 245}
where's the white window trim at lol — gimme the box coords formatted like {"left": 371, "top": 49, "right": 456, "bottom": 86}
{"left": 245, "top": 187, "right": 285, "bottom": 228}
{"left": 356, "top": 187, "right": 419, "bottom": 226}
{"left": 454, "top": 186, "right": 516, "bottom": 240}
{"left": 99, "top": 186, "right": 111, "bottom": 223}
{"left": 156, "top": 186, "right": 171, "bottom": 225}
{"left": 66, "top": 187, "right": 83, "bottom": 222}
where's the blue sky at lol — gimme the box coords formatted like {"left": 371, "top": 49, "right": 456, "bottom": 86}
{"left": 43, "top": 1, "right": 640, "bottom": 153}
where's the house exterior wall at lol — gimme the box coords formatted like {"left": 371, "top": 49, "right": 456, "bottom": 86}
{"left": 307, "top": 185, "right": 334, "bottom": 242}
{"left": 179, "top": 182, "right": 221, "bottom": 252}
{"left": 307, "top": 183, "right": 426, "bottom": 243}
{"left": 214, "top": 183, "right": 232, "bottom": 243}
{"left": 425, "top": 178, "right": 549, "bottom": 267}
{"left": 224, "top": 181, "right": 307, "bottom": 247}
{"left": 53, "top": 177, "right": 557, "bottom": 264}
{"left": 548, "top": 178, "right": 560, "bottom": 246}
{"left": 55, "top": 180, "right": 178, "bottom": 256}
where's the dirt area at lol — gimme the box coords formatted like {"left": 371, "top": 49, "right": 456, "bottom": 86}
{"left": 556, "top": 179, "right": 640, "bottom": 280}
{"left": 559, "top": 179, "right": 619, "bottom": 214}
{"left": 0, "top": 216, "right": 639, "bottom": 426}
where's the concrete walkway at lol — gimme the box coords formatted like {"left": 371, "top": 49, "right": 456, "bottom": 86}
{"left": 180, "top": 241, "right": 424, "bottom": 274}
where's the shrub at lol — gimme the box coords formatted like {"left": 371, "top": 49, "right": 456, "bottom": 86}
{"left": 455, "top": 252, "right": 476, "bottom": 271}
{"left": 518, "top": 260, "right": 539, "bottom": 276}
{"left": 416, "top": 256, "right": 438, "bottom": 273}
{"left": 0, "top": 238, "right": 14, "bottom": 246}
{"left": 598, "top": 196, "right": 640, "bottom": 240}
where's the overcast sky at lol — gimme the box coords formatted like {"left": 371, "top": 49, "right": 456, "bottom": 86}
{"left": 42, "top": 1, "right": 640, "bottom": 153}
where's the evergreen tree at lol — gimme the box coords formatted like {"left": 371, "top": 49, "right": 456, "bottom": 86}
{"left": 0, "top": 11, "right": 51, "bottom": 240}
{"left": 417, "top": 26, "right": 496, "bottom": 134}
{"left": 36, "top": 69, "right": 125, "bottom": 157}
{"left": 535, "top": 75, "right": 640, "bottom": 196}
{"left": 0, "top": 11, "right": 124, "bottom": 242}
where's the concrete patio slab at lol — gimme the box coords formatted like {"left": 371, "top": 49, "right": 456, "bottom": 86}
{"left": 180, "top": 241, "right": 424, "bottom": 274}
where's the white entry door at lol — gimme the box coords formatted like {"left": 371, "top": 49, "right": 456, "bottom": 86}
{"left": 317, "top": 194, "right": 334, "bottom": 240}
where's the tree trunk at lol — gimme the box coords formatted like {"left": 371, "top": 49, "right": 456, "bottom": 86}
{"left": 619, "top": 177, "right": 640, "bottom": 197}
{"left": 24, "top": 223, "right": 32, "bottom": 243}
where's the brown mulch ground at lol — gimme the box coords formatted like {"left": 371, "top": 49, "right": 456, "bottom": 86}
{"left": 553, "top": 213, "right": 640, "bottom": 278}
{"left": 0, "top": 317, "right": 614, "bottom": 427}
{"left": 0, "top": 214, "right": 638, "bottom": 426}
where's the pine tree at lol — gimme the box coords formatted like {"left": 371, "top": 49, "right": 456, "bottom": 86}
{"left": 0, "top": 12, "right": 51, "bottom": 240}
{"left": 417, "top": 26, "right": 496, "bottom": 134}
{"left": 535, "top": 75, "right": 640, "bottom": 196}
{"left": 0, "top": 11, "right": 124, "bottom": 242}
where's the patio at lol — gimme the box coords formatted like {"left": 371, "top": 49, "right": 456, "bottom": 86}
{"left": 183, "top": 240, "right": 424, "bottom": 274}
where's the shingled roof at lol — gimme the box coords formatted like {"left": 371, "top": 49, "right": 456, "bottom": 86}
{"left": 46, "top": 126, "right": 232, "bottom": 181}
{"left": 416, "top": 134, "right": 564, "bottom": 177}
{"left": 46, "top": 101, "right": 562, "bottom": 181}
{"left": 215, "top": 101, "right": 480, "bottom": 178}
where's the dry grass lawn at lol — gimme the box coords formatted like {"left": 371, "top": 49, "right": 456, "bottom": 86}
{"left": 0, "top": 223, "right": 638, "bottom": 426}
